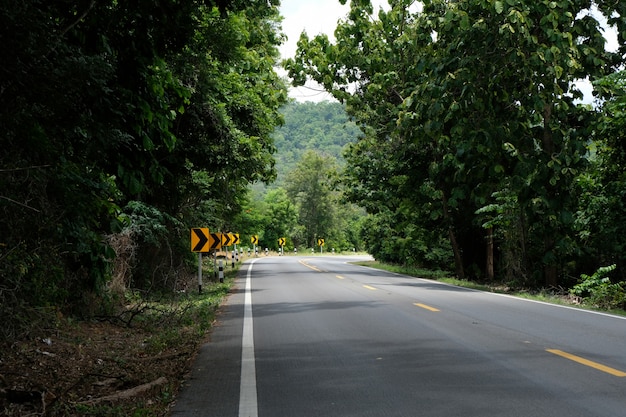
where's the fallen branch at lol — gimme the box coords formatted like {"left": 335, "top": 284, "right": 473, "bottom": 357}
{"left": 0, "top": 195, "right": 41, "bottom": 212}
{"left": 128, "top": 351, "right": 187, "bottom": 362}
{"left": 78, "top": 377, "right": 168, "bottom": 405}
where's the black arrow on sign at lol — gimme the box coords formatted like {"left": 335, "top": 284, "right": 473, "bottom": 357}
{"left": 210, "top": 233, "right": 221, "bottom": 250}
{"left": 222, "top": 233, "right": 234, "bottom": 247}
{"left": 192, "top": 228, "right": 209, "bottom": 252}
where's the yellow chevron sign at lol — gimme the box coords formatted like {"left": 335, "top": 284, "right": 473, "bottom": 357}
{"left": 209, "top": 232, "right": 222, "bottom": 250}
{"left": 222, "top": 233, "right": 236, "bottom": 247}
{"left": 191, "top": 228, "right": 210, "bottom": 252}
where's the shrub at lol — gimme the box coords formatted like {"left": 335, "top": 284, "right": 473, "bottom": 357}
{"left": 570, "top": 264, "right": 625, "bottom": 309}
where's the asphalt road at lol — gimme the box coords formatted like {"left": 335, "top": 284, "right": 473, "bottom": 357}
{"left": 171, "top": 255, "right": 626, "bottom": 417}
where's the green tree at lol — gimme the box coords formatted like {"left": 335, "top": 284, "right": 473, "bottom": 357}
{"left": 0, "top": 0, "right": 287, "bottom": 335}
{"left": 259, "top": 188, "right": 300, "bottom": 250}
{"left": 271, "top": 101, "right": 361, "bottom": 186}
{"left": 284, "top": 150, "right": 342, "bottom": 248}
{"left": 286, "top": 0, "right": 623, "bottom": 286}
{"left": 254, "top": 101, "right": 365, "bottom": 252}
{"left": 575, "top": 71, "right": 626, "bottom": 279}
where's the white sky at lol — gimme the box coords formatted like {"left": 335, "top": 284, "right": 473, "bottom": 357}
{"left": 278, "top": 0, "right": 619, "bottom": 103}
{"left": 278, "top": 0, "right": 368, "bottom": 102}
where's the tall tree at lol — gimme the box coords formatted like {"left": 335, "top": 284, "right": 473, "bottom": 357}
{"left": 0, "top": 0, "right": 287, "bottom": 329}
{"left": 260, "top": 188, "right": 300, "bottom": 249}
{"left": 575, "top": 70, "right": 626, "bottom": 279}
{"left": 285, "top": 0, "right": 623, "bottom": 285}
{"left": 285, "top": 150, "right": 341, "bottom": 248}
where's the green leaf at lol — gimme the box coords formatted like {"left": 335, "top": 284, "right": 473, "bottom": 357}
{"left": 554, "top": 65, "right": 563, "bottom": 79}
{"left": 460, "top": 14, "right": 470, "bottom": 29}
{"left": 495, "top": 1, "right": 504, "bottom": 14}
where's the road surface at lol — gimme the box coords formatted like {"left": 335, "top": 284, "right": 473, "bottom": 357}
{"left": 171, "top": 255, "right": 626, "bottom": 416}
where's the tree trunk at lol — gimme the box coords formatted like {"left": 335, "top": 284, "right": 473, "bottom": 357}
{"left": 542, "top": 103, "right": 554, "bottom": 154}
{"left": 542, "top": 102, "right": 558, "bottom": 288}
{"left": 544, "top": 236, "right": 558, "bottom": 287}
{"left": 442, "top": 192, "right": 465, "bottom": 280}
{"left": 448, "top": 228, "right": 465, "bottom": 280}
{"left": 486, "top": 227, "right": 494, "bottom": 281}
{"left": 544, "top": 264, "right": 558, "bottom": 287}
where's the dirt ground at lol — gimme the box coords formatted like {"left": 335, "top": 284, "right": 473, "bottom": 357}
{"left": 0, "top": 296, "right": 228, "bottom": 417}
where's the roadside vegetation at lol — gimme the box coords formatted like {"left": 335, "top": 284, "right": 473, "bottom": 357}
{"left": 286, "top": 1, "right": 626, "bottom": 291}
{"left": 1, "top": 263, "right": 239, "bottom": 416}
{"left": 355, "top": 260, "right": 626, "bottom": 316}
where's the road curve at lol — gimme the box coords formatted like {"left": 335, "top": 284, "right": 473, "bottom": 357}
{"left": 172, "top": 255, "right": 626, "bottom": 417}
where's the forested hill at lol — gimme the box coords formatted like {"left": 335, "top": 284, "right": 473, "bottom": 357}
{"left": 271, "top": 101, "right": 361, "bottom": 184}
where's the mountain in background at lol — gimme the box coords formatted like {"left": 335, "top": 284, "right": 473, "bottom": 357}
{"left": 270, "top": 101, "right": 361, "bottom": 187}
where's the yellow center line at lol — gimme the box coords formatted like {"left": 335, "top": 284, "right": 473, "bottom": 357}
{"left": 413, "top": 303, "right": 440, "bottom": 312}
{"left": 546, "top": 349, "right": 626, "bottom": 377}
{"left": 298, "top": 260, "right": 322, "bottom": 272}
{"left": 363, "top": 285, "right": 377, "bottom": 291}
{"left": 336, "top": 275, "right": 345, "bottom": 280}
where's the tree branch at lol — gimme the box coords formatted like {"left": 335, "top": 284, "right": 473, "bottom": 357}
{"left": 0, "top": 196, "right": 41, "bottom": 212}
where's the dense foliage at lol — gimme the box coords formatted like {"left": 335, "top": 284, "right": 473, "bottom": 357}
{"left": 285, "top": 0, "right": 626, "bottom": 289}
{"left": 271, "top": 101, "right": 361, "bottom": 184}
{"left": 246, "top": 102, "right": 365, "bottom": 252}
{"left": 0, "top": 0, "right": 287, "bottom": 339}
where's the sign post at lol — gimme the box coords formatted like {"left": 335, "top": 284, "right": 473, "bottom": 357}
{"left": 198, "top": 253, "right": 202, "bottom": 293}
{"left": 251, "top": 235, "right": 259, "bottom": 257}
{"left": 222, "top": 233, "right": 235, "bottom": 267}
{"left": 318, "top": 238, "right": 325, "bottom": 254}
{"left": 191, "top": 228, "right": 210, "bottom": 252}
{"left": 278, "top": 237, "right": 286, "bottom": 256}
{"left": 191, "top": 228, "right": 210, "bottom": 293}
{"left": 233, "top": 233, "right": 240, "bottom": 250}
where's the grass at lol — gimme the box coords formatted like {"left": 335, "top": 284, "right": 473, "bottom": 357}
{"left": 353, "top": 260, "right": 455, "bottom": 281}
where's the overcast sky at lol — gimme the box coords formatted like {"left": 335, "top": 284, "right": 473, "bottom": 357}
{"left": 278, "top": 0, "right": 357, "bottom": 102}
{"left": 278, "top": 0, "right": 618, "bottom": 103}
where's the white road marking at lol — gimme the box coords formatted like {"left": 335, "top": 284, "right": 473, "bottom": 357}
{"left": 239, "top": 259, "right": 259, "bottom": 417}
